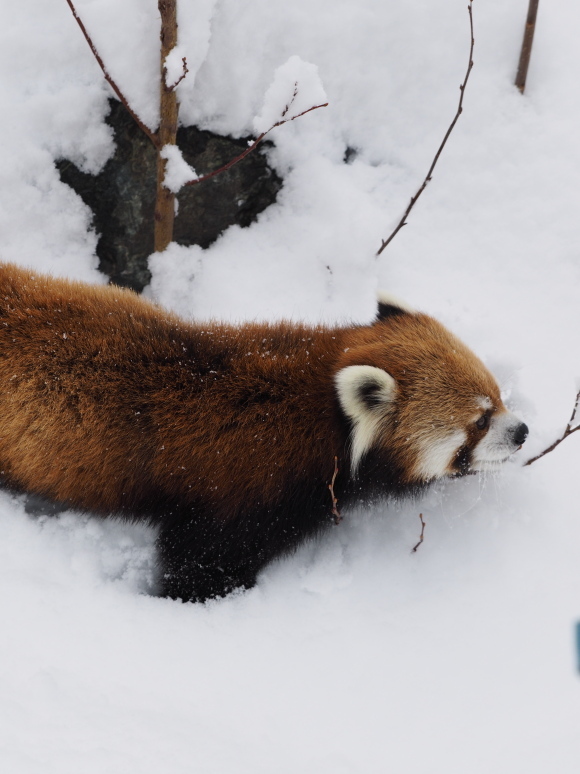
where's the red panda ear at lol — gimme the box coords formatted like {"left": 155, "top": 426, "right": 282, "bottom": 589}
{"left": 335, "top": 365, "right": 397, "bottom": 473}
{"left": 376, "top": 291, "right": 415, "bottom": 321}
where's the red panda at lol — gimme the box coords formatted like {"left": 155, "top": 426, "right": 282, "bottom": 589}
{"left": 0, "top": 263, "right": 527, "bottom": 602}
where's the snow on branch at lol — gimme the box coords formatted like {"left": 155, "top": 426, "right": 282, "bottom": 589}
{"left": 524, "top": 389, "right": 580, "bottom": 466}
{"left": 376, "top": 0, "right": 475, "bottom": 257}
{"left": 65, "top": 8, "right": 327, "bottom": 245}
{"left": 182, "top": 56, "right": 328, "bottom": 189}
{"left": 164, "top": 45, "right": 189, "bottom": 92}
{"left": 160, "top": 145, "right": 198, "bottom": 192}
{"left": 253, "top": 56, "right": 328, "bottom": 134}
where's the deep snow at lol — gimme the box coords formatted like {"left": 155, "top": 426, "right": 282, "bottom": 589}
{"left": 0, "top": 0, "right": 579, "bottom": 772}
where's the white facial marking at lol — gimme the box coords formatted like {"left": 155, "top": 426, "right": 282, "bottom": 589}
{"left": 335, "top": 365, "right": 397, "bottom": 475}
{"left": 471, "top": 410, "right": 522, "bottom": 470}
{"left": 414, "top": 429, "right": 467, "bottom": 481}
{"left": 376, "top": 290, "right": 416, "bottom": 314}
{"left": 477, "top": 396, "right": 492, "bottom": 410}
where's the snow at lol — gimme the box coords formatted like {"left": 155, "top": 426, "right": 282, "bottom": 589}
{"left": 252, "top": 55, "right": 328, "bottom": 135}
{"left": 163, "top": 44, "right": 188, "bottom": 90}
{"left": 1, "top": 0, "right": 580, "bottom": 771}
{"left": 160, "top": 144, "right": 197, "bottom": 193}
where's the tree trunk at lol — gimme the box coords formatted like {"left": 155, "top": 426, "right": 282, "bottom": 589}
{"left": 154, "top": 0, "right": 179, "bottom": 252}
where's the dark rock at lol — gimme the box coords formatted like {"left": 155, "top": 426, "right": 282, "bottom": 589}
{"left": 56, "top": 99, "right": 283, "bottom": 292}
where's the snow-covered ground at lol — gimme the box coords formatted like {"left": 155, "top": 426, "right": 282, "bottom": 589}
{"left": 0, "top": 0, "right": 579, "bottom": 771}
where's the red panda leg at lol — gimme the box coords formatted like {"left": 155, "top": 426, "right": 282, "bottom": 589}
{"left": 155, "top": 497, "right": 330, "bottom": 602}
{"left": 156, "top": 519, "right": 263, "bottom": 603}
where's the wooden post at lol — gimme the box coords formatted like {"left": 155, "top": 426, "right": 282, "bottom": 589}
{"left": 154, "top": 0, "right": 179, "bottom": 253}
{"left": 515, "top": 0, "right": 540, "bottom": 94}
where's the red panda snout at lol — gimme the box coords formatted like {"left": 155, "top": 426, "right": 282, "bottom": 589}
{"left": 470, "top": 411, "right": 529, "bottom": 471}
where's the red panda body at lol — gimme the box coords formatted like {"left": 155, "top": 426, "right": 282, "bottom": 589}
{"left": 0, "top": 264, "right": 528, "bottom": 601}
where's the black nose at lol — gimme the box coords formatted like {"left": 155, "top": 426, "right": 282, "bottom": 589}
{"left": 512, "top": 422, "right": 529, "bottom": 446}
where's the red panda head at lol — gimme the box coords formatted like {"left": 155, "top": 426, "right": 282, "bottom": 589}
{"left": 334, "top": 293, "right": 528, "bottom": 485}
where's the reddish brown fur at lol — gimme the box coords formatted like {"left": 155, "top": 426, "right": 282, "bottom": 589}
{"left": 0, "top": 263, "right": 509, "bottom": 601}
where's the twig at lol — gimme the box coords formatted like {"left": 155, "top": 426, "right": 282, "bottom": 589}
{"left": 281, "top": 83, "right": 299, "bottom": 119}
{"left": 64, "top": 0, "right": 160, "bottom": 148}
{"left": 524, "top": 389, "right": 580, "bottom": 466}
{"left": 376, "top": 0, "right": 475, "bottom": 257}
{"left": 515, "top": 0, "right": 540, "bottom": 94}
{"left": 328, "top": 456, "right": 342, "bottom": 524}
{"left": 184, "top": 102, "right": 328, "bottom": 188}
{"left": 411, "top": 513, "right": 426, "bottom": 553}
{"left": 167, "top": 56, "right": 189, "bottom": 92}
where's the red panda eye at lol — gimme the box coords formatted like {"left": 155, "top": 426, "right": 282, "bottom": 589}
{"left": 476, "top": 415, "right": 488, "bottom": 430}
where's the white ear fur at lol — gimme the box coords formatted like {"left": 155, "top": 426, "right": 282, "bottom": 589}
{"left": 335, "top": 365, "right": 397, "bottom": 474}
{"left": 376, "top": 290, "right": 416, "bottom": 315}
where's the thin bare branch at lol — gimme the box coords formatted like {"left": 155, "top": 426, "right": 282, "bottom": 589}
{"left": 167, "top": 56, "right": 189, "bottom": 92}
{"left": 377, "top": 1, "right": 475, "bottom": 257}
{"left": 524, "top": 389, "right": 580, "bottom": 466}
{"left": 184, "top": 101, "right": 328, "bottom": 188}
{"left": 515, "top": 0, "right": 540, "bottom": 94}
{"left": 64, "top": 0, "right": 160, "bottom": 148}
{"left": 328, "top": 456, "right": 342, "bottom": 525}
{"left": 411, "top": 513, "right": 426, "bottom": 553}
{"left": 280, "top": 83, "right": 299, "bottom": 119}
